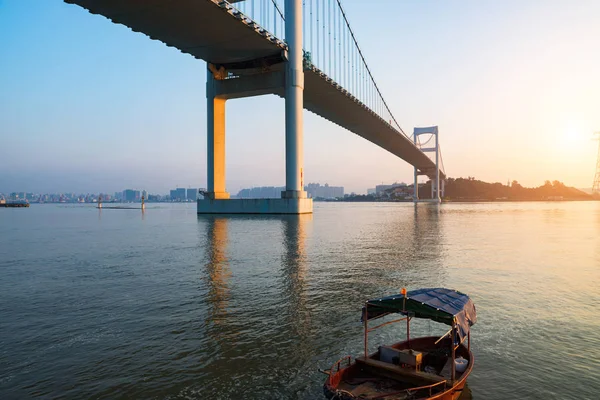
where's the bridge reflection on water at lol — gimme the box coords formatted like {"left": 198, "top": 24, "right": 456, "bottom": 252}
{"left": 198, "top": 213, "right": 317, "bottom": 397}
{"left": 194, "top": 206, "right": 452, "bottom": 399}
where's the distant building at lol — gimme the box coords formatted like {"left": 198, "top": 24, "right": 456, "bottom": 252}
{"left": 141, "top": 190, "right": 148, "bottom": 200}
{"left": 123, "top": 189, "right": 140, "bottom": 202}
{"left": 390, "top": 185, "right": 413, "bottom": 199}
{"left": 187, "top": 188, "right": 198, "bottom": 201}
{"left": 305, "top": 183, "right": 344, "bottom": 199}
{"left": 375, "top": 182, "right": 407, "bottom": 196}
{"left": 170, "top": 188, "right": 187, "bottom": 201}
{"left": 148, "top": 194, "right": 161, "bottom": 202}
{"left": 236, "top": 186, "right": 285, "bottom": 199}
{"left": 367, "top": 188, "right": 376, "bottom": 195}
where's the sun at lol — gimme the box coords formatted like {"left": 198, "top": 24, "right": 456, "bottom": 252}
{"left": 555, "top": 119, "right": 589, "bottom": 154}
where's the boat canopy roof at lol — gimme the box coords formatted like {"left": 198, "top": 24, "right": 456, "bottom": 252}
{"left": 363, "top": 288, "right": 477, "bottom": 341}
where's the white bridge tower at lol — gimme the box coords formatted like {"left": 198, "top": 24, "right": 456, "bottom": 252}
{"left": 413, "top": 126, "right": 443, "bottom": 203}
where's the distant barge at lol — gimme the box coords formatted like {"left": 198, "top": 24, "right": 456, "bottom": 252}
{"left": 0, "top": 202, "right": 30, "bottom": 208}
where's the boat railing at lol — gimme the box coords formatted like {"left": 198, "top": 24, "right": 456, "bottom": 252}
{"left": 405, "top": 379, "right": 447, "bottom": 398}
{"left": 323, "top": 355, "right": 353, "bottom": 388}
{"left": 330, "top": 355, "right": 352, "bottom": 373}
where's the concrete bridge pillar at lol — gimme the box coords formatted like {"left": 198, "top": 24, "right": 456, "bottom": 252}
{"left": 197, "top": 0, "right": 311, "bottom": 214}
{"left": 206, "top": 73, "right": 230, "bottom": 200}
{"left": 282, "top": 0, "right": 307, "bottom": 200}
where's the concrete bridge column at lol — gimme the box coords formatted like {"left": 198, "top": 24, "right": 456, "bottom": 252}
{"left": 282, "top": 0, "right": 307, "bottom": 200}
{"left": 206, "top": 72, "right": 229, "bottom": 200}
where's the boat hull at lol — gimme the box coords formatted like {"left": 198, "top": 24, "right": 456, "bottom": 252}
{"left": 324, "top": 336, "right": 473, "bottom": 400}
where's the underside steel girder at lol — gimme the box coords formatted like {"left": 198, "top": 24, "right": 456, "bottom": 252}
{"left": 65, "top": 0, "right": 285, "bottom": 64}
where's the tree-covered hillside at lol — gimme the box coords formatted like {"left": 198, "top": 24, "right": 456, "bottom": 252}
{"left": 426, "top": 178, "right": 593, "bottom": 201}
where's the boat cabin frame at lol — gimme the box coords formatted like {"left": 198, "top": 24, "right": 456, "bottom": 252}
{"left": 361, "top": 288, "right": 476, "bottom": 385}
{"left": 323, "top": 288, "right": 477, "bottom": 400}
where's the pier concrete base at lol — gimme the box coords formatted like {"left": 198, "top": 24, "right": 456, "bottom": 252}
{"left": 414, "top": 198, "right": 442, "bottom": 204}
{"left": 197, "top": 198, "right": 313, "bottom": 214}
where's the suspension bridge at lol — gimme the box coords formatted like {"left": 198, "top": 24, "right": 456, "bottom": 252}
{"left": 65, "top": 0, "right": 447, "bottom": 213}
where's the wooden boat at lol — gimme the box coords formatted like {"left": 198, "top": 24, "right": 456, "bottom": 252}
{"left": 322, "top": 288, "right": 477, "bottom": 400}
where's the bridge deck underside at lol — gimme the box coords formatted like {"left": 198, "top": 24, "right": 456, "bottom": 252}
{"left": 65, "top": 0, "right": 283, "bottom": 64}
{"left": 66, "top": 0, "right": 443, "bottom": 179}
{"left": 301, "top": 68, "right": 440, "bottom": 178}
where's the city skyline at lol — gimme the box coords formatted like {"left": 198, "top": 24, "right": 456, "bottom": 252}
{"left": 1, "top": 0, "right": 599, "bottom": 194}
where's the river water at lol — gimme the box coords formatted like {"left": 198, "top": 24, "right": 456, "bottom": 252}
{"left": 1, "top": 202, "right": 599, "bottom": 399}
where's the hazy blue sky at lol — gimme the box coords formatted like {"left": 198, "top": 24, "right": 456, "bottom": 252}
{"left": 1, "top": 0, "right": 599, "bottom": 194}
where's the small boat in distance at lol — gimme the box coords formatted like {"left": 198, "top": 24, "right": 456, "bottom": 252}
{"left": 322, "top": 288, "right": 476, "bottom": 400}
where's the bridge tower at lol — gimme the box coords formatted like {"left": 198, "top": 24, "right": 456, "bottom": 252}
{"left": 413, "top": 127, "right": 442, "bottom": 203}
{"left": 199, "top": 0, "right": 312, "bottom": 214}
{"left": 593, "top": 132, "right": 600, "bottom": 194}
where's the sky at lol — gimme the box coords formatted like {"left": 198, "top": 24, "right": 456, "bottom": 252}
{"left": 1, "top": 0, "right": 599, "bottom": 195}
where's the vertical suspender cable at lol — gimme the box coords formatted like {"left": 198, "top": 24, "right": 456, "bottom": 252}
{"left": 336, "top": 0, "right": 406, "bottom": 136}
{"left": 310, "top": 0, "right": 313, "bottom": 64}
{"left": 315, "top": 0, "right": 321, "bottom": 66}
{"left": 336, "top": 5, "right": 339, "bottom": 82}
{"left": 339, "top": 7, "right": 342, "bottom": 83}
{"left": 303, "top": 0, "right": 305, "bottom": 53}
{"left": 346, "top": 15, "right": 349, "bottom": 89}
{"left": 343, "top": 11, "right": 346, "bottom": 88}
{"left": 333, "top": 1, "right": 336, "bottom": 81}
{"left": 322, "top": 0, "right": 325, "bottom": 68}
{"left": 334, "top": 0, "right": 337, "bottom": 81}
{"left": 328, "top": 0, "right": 332, "bottom": 76}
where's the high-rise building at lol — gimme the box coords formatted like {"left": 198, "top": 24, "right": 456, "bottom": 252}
{"left": 123, "top": 189, "right": 140, "bottom": 202}
{"left": 141, "top": 190, "right": 148, "bottom": 200}
{"left": 187, "top": 188, "right": 198, "bottom": 201}
{"left": 170, "top": 188, "right": 187, "bottom": 201}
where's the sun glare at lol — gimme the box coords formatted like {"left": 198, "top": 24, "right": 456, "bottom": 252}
{"left": 554, "top": 118, "right": 590, "bottom": 156}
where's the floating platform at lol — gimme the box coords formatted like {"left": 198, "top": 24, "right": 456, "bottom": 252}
{"left": 197, "top": 198, "right": 313, "bottom": 214}
{"left": 0, "top": 203, "right": 30, "bottom": 208}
